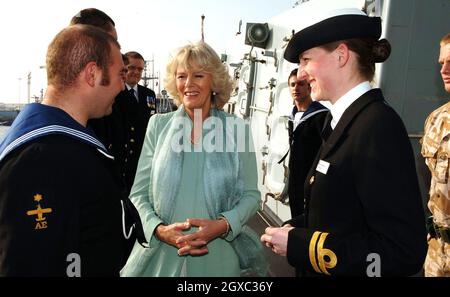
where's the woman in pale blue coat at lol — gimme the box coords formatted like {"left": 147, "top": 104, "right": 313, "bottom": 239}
{"left": 121, "top": 42, "right": 267, "bottom": 277}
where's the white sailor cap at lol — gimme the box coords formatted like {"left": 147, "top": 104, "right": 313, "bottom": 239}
{"left": 284, "top": 8, "right": 382, "bottom": 63}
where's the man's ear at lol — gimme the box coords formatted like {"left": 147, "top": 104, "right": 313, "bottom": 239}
{"left": 335, "top": 43, "right": 350, "bottom": 67}
{"left": 84, "top": 61, "right": 98, "bottom": 87}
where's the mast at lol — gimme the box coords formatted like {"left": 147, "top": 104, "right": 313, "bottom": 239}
{"left": 201, "top": 14, "right": 205, "bottom": 41}
{"left": 142, "top": 55, "right": 158, "bottom": 92}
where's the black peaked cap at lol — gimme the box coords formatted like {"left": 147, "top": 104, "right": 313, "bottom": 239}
{"left": 284, "top": 14, "right": 381, "bottom": 63}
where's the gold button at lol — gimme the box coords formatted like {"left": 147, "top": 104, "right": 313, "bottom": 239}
{"left": 309, "top": 176, "right": 315, "bottom": 185}
{"left": 124, "top": 144, "right": 128, "bottom": 148}
{"left": 129, "top": 150, "right": 133, "bottom": 155}
{"left": 131, "top": 127, "right": 135, "bottom": 131}
{"left": 125, "top": 158, "right": 128, "bottom": 163}
{"left": 130, "top": 139, "right": 135, "bottom": 143}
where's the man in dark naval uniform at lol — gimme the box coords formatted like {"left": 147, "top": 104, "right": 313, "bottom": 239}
{"left": 261, "top": 7, "right": 427, "bottom": 276}
{"left": 283, "top": 68, "right": 328, "bottom": 221}
{"left": 113, "top": 51, "right": 157, "bottom": 195}
{"left": 0, "top": 25, "right": 145, "bottom": 276}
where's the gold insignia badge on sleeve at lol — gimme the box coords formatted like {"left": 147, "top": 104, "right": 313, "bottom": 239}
{"left": 26, "top": 194, "right": 52, "bottom": 230}
{"left": 309, "top": 231, "right": 337, "bottom": 275}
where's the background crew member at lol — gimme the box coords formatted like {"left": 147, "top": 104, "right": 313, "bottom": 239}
{"left": 114, "top": 51, "right": 156, "bottom": 195}
{"left": 421, "top": 32, "right": 450, "bottom": 277}
{"left": 283, "top": 68, "right": 328, "bottom": 221}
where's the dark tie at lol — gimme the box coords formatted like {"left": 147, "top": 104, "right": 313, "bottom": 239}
{"left": 321, "top": 112, "right": 333, "bottom": 142}
{"left": 129, "top": 88, "right": 137, "bottom": 101}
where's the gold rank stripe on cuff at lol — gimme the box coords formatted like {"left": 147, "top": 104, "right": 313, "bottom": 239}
{"left": 309, "top": 231, "right": 322, "bottom": 274}
{"left": 308, "top": 231, "right": 338, "bottom": 275}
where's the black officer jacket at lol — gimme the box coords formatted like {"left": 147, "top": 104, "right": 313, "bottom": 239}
{"left": 114, "top": 85, "right": 156, "bottom": 194}
{"left": 89, "top": 85, "right": 156, "bottom": 196}
{"left": 287, "top": 89, "right": 428, "bottom": 276}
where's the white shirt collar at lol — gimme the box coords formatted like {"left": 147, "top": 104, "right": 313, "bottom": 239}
{"left": 330, "top": 81, "right": 372, "bottom": 129}
{"left": 125, "top": 83, "right": 138, "bottom": 100}
{"left": 293, "top": 111, "right": 304, "bottom": 130}
{"left": 125, "top": 83, "right": 138, "bottom": 92}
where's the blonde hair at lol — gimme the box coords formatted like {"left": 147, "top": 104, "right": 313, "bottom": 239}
{"left": 164, "top": 42, "right": 233, "bottom": 109}
{"left": 441, "top": 33, "right": 450, "bottom": 46}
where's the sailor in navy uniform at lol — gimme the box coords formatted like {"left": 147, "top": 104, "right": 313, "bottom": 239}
{"left": 281, "top": 69, "right": 328, "bottom": 221}
{"left": 0, "top": 26, "right": 145, "bottom": 276}
{"left": 0, "top": 105, "right": 147, "bottom": 276}
{"left": 261, "top": 8, "right": 427, "bottom": 276}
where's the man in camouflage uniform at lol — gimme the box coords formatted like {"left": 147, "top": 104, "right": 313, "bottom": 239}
{"left": 421, "top": 33, "right": 450, "bottom": 277}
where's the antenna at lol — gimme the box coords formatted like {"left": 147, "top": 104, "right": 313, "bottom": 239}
{"left": 236, "top": 20, "right": 242, "bottom": 36}
{"left": 201, "top": 14, "right": 205, "bottom": 42}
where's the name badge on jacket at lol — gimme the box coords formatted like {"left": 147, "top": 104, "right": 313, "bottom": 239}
{"left": 316, "top": 160, "right": 330, "bottom": 175}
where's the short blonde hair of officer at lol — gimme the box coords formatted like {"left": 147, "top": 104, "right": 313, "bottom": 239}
{"left": 164, "top": 41, "right": 233, "bottom": 109}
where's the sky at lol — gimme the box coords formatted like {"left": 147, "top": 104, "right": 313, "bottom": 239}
{"left": 0, "top": 0, "right": 296, "bottom": 104}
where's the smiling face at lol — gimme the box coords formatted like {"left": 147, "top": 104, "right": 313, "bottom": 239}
{"left": 176, "top": 63, "right": 213, "bottom": 118}
{"left": 297, "top": 46, "right": 339, "bottom": 102}
{"left": 95, "top": 44, "right": 125, "bottom": 116}
{"left": 125, "top": 56, "right": 144, "bottom": 87}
